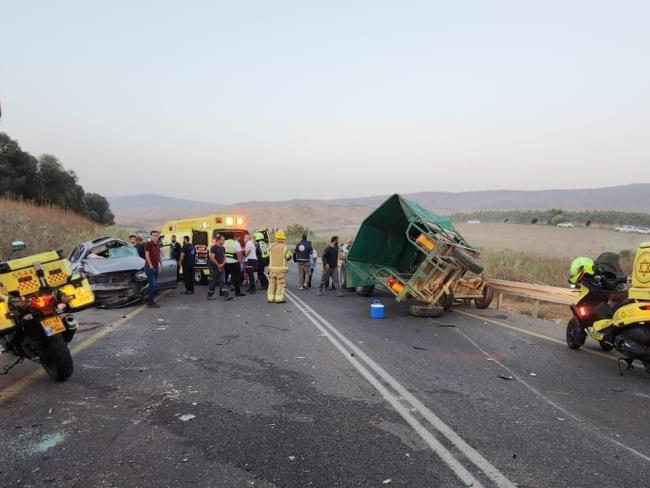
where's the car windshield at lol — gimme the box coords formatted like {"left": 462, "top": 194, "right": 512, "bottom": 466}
{"left": 108, "top": 246, "right": 138, "bottom": 259}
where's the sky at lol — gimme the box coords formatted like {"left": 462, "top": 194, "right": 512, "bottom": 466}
{"left": 1, "top": 1, "right": 649, "bottom": 203}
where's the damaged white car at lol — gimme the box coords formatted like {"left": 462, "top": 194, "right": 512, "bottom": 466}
{"left": 68, "top": 237, "right": 177, "bottom": 308}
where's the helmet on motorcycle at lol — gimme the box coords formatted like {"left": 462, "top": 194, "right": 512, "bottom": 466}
{"left": 568, "top": 257, "right": 594, "bottom": 284}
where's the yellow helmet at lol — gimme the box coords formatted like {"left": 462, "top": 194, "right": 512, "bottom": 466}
{"left": 568, "top": 257, "right": 594, "bottom": 284}
{"left": 275, "top": 230, "right": 286, "bottom": 241}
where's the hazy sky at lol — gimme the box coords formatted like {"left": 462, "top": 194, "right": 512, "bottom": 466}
{"left": 2, "top": 1, "right": 649, "bottom": 203}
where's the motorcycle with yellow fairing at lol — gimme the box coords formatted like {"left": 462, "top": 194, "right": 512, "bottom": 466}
{"left": 566, "top": 243, "right": 650, "bottom": 374}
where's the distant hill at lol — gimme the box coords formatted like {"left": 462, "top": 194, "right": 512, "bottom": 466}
{"left": 109, "top": 184, "right": 650, "bottom": 231}
{"left": 330, "top": 184, "right": 650, "bottom": 213}
{"left": 108, "top": 194, "right": 223, "bottom": 229}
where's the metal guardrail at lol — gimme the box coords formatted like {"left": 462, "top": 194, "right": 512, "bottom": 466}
{"left": 489, "top": 279, "right": 577, "bottom": 317}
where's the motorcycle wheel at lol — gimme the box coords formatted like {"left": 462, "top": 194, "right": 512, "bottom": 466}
{"left": 566, "top": 318, "right": 587, "bottom": 350}
{"left": 41, "top": 335, "right": 73, "bottom": 382}
{"left": 599, "top": 340, "right": 614, "bottom": 352}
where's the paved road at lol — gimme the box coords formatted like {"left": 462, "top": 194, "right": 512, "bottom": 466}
{"left": 2, "top": 270, "right": 650, "bottom": 487}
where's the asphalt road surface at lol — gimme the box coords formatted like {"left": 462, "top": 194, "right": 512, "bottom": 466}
{"left": 2, "top": 269, "right": 650, "bottom": 487}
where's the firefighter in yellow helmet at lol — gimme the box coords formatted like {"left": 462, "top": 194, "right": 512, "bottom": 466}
{"left": 267, "top": 230, "right": 293, "bottom": 303}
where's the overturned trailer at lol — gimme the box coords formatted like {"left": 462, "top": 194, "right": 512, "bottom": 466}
{"left": 346, "top": 194, "right": 493, "bottom": 317}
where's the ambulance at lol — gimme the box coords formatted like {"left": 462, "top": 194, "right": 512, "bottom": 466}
{"left": 160, "top": 214, "right": 249, "bottom": 285}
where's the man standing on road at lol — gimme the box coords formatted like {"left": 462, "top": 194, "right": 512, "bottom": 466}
{"left": 144, "top": 230, "right": 163, "bottom": 308}
{"left": 244, "top": 234, "right": 258, "bottom": 294}
{"left": 207, "top": 234, "right": 232, "bottom": 301}
{"left": 255, "top": 232, "right": 269, "bottom": 290}
{"left": 179, "top": 235, "right": 195, "bottom": 295}
{"left": 170, "top": 234, "right": 182, "bottom": 280}
{"left": 319, "top": 236, "right": 344, "bottom": 297}
{"left": 267, "top": 230, "right": 292, "bottom": 303}
{"left": 293, "top": 233, "right": 313, "bottom": 290}
{"left": 224, "top": 237, "right": 246, "bottom": 297}
{"left": 307, "top": 248, "right": 318, "bottom": 288}
{"left": 339, "top": 238, "right": 353, "bottom": 291}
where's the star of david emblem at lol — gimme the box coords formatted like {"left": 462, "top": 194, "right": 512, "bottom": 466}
{"left": 640, "top": 258, "right": 650, "bottom": 277}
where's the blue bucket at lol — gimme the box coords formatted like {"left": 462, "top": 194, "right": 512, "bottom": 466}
{"left": 370, "top": 299, "right": 384, "bottom": 319}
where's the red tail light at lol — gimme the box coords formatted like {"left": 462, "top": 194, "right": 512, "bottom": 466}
{"left": 641, "top": 305, "right": 650, "bottom": 311}
{"left": 30, "top": 295, "right": 54, "bottom": 310}
{"left": 577, "top": 305, "right": 589, "bottom": 318}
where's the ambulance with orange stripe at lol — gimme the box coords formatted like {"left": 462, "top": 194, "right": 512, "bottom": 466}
{"left": 160, "top": 214, "right": 249, "bottom": 285}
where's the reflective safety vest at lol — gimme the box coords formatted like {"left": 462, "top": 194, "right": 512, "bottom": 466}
{"left": 268, "top": 242, "right": 291, "bottom": 272}
{"left": 224, "top": 239, "right": 239, "bottom": 264}
{"left": 257, "top": 240, "right": 270, "bottom": 259}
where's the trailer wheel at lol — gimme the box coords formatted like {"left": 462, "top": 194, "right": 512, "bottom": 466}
{"left": 356, "top": 285, "right": 375, "bottom": 297}
{"left": 441, "top": 292, "right": 454, "bottom": 311}
{"left": 409, "top": 304, "right": 444, "bottom": 318}
{"left": 474, "top": 284, "right": 494, "bottom": 309}
{"left": 451, "top": 248, "right": 484, "bottom": 274}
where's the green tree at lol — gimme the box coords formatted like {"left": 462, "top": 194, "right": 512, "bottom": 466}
{"left": 83, "top": 193, "right": 115, "bottom": 225}
{"left": 36, "top": 154, "right": 85, "bottom": 212}
{"left": 0, "top": 132, "right": 39, "bottom": 200}
{"left": 286, "top": 224, "right": 310, "bottom": 241}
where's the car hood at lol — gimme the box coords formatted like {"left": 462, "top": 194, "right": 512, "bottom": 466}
{"left": 82, "top": 256, "right": 145, "bottom": 275}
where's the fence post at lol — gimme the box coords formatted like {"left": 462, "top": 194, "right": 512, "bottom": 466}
{"left": 496, "top": 293, "right": 503, "bottom": 310}
{"left": 532, "top": 300, "right": 540, "bottom": 319}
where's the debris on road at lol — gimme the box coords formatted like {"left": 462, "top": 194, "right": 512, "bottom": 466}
{"left": 179, "top": 414, "right": 196, "bottom": 422}
{"left": 412, "top": 346, "right": 428, "bottom": 351}
{"left": 383, "top": 479, "right": 392, "bottom": 484}
{"left": 529, "top": 373, "right": 538, "bottom": 377}
{"left": 288, "top": 456, "right": 296, "bottom": 461}
{"left": 499, "top": 375, "right": 514, "bottom": 381}
{"left": 555, "top": 417, "right": 566, "bottom": 422}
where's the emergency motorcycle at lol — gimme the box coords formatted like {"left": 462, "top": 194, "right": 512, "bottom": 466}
{"left": 1, "top": 241, "right": 94, "bottom": 381}
{"left": 566, "top": 243, "right": 650, "bottom": 374}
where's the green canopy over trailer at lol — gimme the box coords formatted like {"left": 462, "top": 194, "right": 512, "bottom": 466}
{"left": 346, "top": 194, "right": 488, "bottom": 316}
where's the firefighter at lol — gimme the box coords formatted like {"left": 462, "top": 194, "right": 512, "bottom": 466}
{"left": 224, "top": 237, "right": 246, "bottom": 297}
{"left": 267, "top": 230, "right": 292, "bottom": 303}
{"left": 255, "top": 231, "right": 270, "bottom": 289}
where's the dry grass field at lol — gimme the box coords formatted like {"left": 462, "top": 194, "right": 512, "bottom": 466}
{"left": 0, "top": 198, "right": 131, "bottom": 258}
{"left": 455, "top": 223, "right": 646, "bottom": 257}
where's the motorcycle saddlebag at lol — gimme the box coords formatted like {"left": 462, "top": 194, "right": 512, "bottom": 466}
{"left": 0, "top": 296, "right": 16, "bottom": 336}
{"left": 0, "top": 250, "right": 71, "bottom": 297}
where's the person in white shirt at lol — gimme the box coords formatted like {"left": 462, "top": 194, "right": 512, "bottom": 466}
{"left": 244, "top": 234, "right": 258, "bottom": 293}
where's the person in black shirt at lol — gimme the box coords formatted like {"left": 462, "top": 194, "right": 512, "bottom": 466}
{"left": 179, "top": 235, "right": 196, "bottom": 294}
{"left": 207, "top": 234, "right": 232, "bottom": 301}
{"left": 135, "top": 235, "right": 145, "bottom": 259}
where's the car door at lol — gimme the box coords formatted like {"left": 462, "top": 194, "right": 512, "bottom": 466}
{"left": 157, "top": 244, "right": 178, "bottom": 290}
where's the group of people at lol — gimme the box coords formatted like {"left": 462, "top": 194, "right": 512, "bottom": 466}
{"left": 128, "top": 229, "right": 352, "bottom": 308}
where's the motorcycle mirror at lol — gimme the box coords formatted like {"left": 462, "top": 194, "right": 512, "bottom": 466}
{"left": 11, "top": 241, "right": 26, "bottom": 253}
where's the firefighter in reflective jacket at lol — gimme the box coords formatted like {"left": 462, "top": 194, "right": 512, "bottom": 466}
{"left": 267, "top": 230, "right": 292, "bottom": 303}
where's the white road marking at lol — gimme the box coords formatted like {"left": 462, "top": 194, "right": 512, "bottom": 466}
{"left": 454, "top": 323, "right": 650, "bottom": 464}
{"left": 286, "top": 290, "right": 516, "bottom": 488}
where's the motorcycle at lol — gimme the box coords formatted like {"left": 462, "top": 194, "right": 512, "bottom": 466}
{"left": 566, "top": 244, "right": 650, "bottom": 375}
{"left": 1, "top": 241, "right": 94, "bottom": 381}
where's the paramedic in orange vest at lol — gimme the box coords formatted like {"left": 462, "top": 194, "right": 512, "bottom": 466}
{"left": 267, "top": 230, "right": 293, "bottom": 303}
